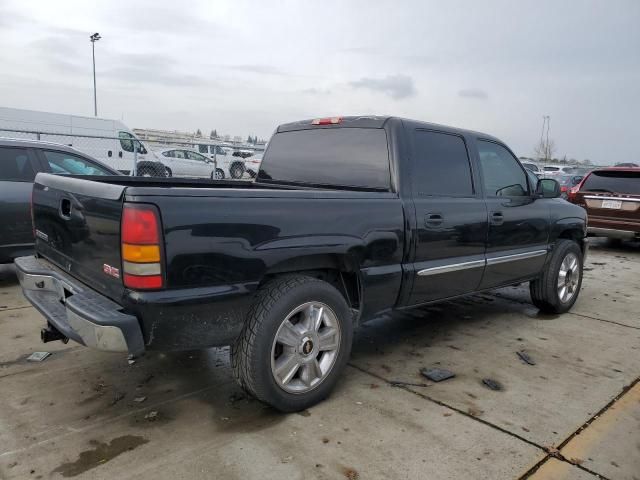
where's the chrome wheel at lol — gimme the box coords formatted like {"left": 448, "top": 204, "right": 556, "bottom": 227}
{"left": 557, "top": 252, "right": 580, "bottom": 303}
{"left": 213, "top": 169, "right": 224, "bottom": 180}
{"left": 270, "top": 302, "right": 341, "bottom": 394}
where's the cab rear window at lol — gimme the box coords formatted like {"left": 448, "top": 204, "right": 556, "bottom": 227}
{"left": 258, "top": 128, "right": 390, "bottom": 189}
{"left": 582, "top": 171, "right": 640, "bottom": 195}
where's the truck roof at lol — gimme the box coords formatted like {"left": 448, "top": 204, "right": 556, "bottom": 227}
{"left": 276, "top": 115, "right": 502, "bottom": 142}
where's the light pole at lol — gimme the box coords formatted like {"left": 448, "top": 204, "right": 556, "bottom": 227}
{"left": 90, "top": 33, "right": 101, "bottom": 117}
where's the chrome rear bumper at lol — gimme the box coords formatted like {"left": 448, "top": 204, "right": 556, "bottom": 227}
{"left": 14, "top": 256, "right": 144, "bottom": 355}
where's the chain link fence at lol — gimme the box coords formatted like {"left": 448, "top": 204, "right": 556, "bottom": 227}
{"left": 0, "top": 128, "right": 262, "bottom": 180}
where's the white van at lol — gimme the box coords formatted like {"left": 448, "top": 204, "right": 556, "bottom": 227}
{"left": 0, "top": 107, "right": 161, "bottom": 175}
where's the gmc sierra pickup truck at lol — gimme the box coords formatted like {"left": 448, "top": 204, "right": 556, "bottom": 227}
{"left": 16, "top": 116, "right": 587, "bottom": 412}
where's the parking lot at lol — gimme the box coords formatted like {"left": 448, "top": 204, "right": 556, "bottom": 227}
{"left": 0, "top": 238, "right": 638, "bottom": 480}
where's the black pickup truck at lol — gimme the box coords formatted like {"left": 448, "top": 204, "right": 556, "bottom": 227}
{"left": 16, "top": 116, "right": 587, "bottom": 412}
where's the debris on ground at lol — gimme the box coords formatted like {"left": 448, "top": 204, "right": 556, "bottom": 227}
{"left": 482, "top": 378, "right": 503, "bottom": 391}
{"left": 281, "top": 456, "right": 293, "bottom": 464}
{"left": 389, "top": 380, "right": 429, "bottom": 388}
{"left": 26, "top": 351, "right": 51, "bottom": 362}
{"left": 133, "top": 396, "right": 147, "bottom": 403}
{"left": 144, "top": 411, "right": 158, "bottom": 421}
{"left": 128, "top": 359, "right": 136, "bottom": 365}
{"left": 420, "top": 367, "right": 455, "bottom": 382}
{"left": 343, "top": 467, "right": 360, "bottom": 480}
{"left": 516, "top": 350, "right": 536, "bottom": 366}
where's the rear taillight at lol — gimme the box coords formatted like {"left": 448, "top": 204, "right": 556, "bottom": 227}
{"left": 121, "top": 204, "right": 163, "bottom": 290}
{"left": 567, "top": 186, "right": 580, "bottom": 202}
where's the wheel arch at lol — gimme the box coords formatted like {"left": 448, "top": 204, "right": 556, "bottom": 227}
{"left": 260, "top": 254, "right": 362, "bottom": 314}
{"left": 552, "top": 217, "right": 588, "bottom": 255}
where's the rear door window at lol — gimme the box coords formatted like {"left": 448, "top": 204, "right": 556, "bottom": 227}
{"left": 411, "top": 130, "right": 474, "bottom": 196}
{"left": 0, "top": 147, "right": 36, "bottom": 181}
{"left": 258, "top": 128, "right": 390, "bottom": 189}
{"left": 42, "top": 150, "right": 112, "bottom": 175}
{"left": 581, "top": 171, "right": 640, "bottom": 194}
{"left": 185, "top": 151, "right": 207, "bottom": 161}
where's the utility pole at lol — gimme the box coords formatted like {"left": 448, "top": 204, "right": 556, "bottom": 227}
{"left": 539, "top": 116, "right": 547, "bottom": 154}
{"left": 90, "top": 33, "right": 101, "bottom": 116}
{"left": 545, "top": 115, "right": 551, "bottom": 162}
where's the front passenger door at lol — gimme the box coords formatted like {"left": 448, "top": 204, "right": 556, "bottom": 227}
{"left": 475, "top": 140, "right": 550, "bottom": 288}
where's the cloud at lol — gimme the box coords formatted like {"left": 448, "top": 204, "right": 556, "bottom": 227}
{"left": 29, "top": 35, "right": 85, "bottom": 74}
{"left": 458, "top": 88, "right": 489, "bottom": 100}
{"left": 112, "top": 7, "right": 219, "bottom": 35}
{"left": 228, "top": 65, "right": 287, "bottom": 75}
{"left": 302, "top": 87, "right": 331, "bottom": 95}
{"left": 350, "top": 75, "right": 416, "bottom": 100}
{"left": 339, "top": 46, "right": 381, "bottom": 55}
{"left": 101, "top": 53, "right": 209, "bottom": 87}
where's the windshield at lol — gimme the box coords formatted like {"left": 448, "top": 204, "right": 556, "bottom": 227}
{"left": 582, "top": 170, "right": 640, "bottom": 194}
{"left": 258, "top": 128, "right": 390, "bottom": 189}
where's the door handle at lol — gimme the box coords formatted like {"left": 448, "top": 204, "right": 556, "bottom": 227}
{"left": 491, "top": 212, "right": 504, "bottom": 226}
{"left": 425, "top": 213, "right": 443, "bottom": 227}
{"left": 108, "top": 150, "right": 113, "bottom": 157}
{"left": 60, "top": 198, "right": 72, "bottom": 219}
{"left": 119, "top": 151, "right": 123, "bottom": 158}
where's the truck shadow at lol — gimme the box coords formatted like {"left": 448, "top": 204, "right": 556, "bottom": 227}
{"left": 0, "top": 263, "right": 19, "bottom": 287}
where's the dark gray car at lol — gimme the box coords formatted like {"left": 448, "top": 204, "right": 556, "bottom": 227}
{"left": 0, "top": 138, "right": 120, "bottom": 263}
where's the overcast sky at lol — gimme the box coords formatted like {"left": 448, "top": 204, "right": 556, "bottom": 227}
{"left": 1, "top": 0, "right": 638, "bottom": 164}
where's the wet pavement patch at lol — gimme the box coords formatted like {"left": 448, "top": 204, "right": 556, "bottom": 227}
{"left": 51, "top": 435, "right": 149, "bottom": 477}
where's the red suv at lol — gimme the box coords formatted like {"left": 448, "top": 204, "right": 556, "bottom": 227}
{"left": 568, "top": 168, "right": 640, "bottom": 240}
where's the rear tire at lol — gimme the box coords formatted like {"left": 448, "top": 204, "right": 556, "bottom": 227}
{"left": 165, "top": 167, "right": 172, "bottom": 177}
{"left": 530, "top": 239, "right": 583, "bottom": 313}
{"left": 231, "top": 275, "right": 353, "bottom": 412}
{"left": 230, "top": 163, "right": 244, "bottom": 179}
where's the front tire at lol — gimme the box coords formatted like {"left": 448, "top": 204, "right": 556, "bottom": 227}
{"left": 530, "top": 239, "right": 583, "bottom": 313}
{"left": 211, "top": 168, "right": 224, "bottom": 180}
{"left": 232, "top": 276, "right": 353, "bottom": 412}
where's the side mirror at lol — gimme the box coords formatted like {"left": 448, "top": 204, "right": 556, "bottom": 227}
{"left": 536, "top": 178, "right": 561, "bottom": 198}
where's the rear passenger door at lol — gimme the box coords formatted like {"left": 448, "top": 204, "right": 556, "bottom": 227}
{"left": 407, "top": 130, "right": 488, "bottom": 305}
{"left": 0, "top": 146, "right": 39, "bottom": 254}
{"left": 474, "top": 140, "right": 549, "bottom": 288}
{"left": 185, "top": 151, "right": 213, "bottom": 177}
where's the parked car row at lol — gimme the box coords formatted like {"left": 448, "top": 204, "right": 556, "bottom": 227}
{"left": 158, "top": 146, "right": 249, "bottom": 179}
{"left": 0, "top": 106, "right": 261, "bottom": 181}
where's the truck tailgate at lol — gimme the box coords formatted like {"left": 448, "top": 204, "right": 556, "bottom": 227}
{"left": 32, "top": 173, "right": 127, "bottom": 301}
